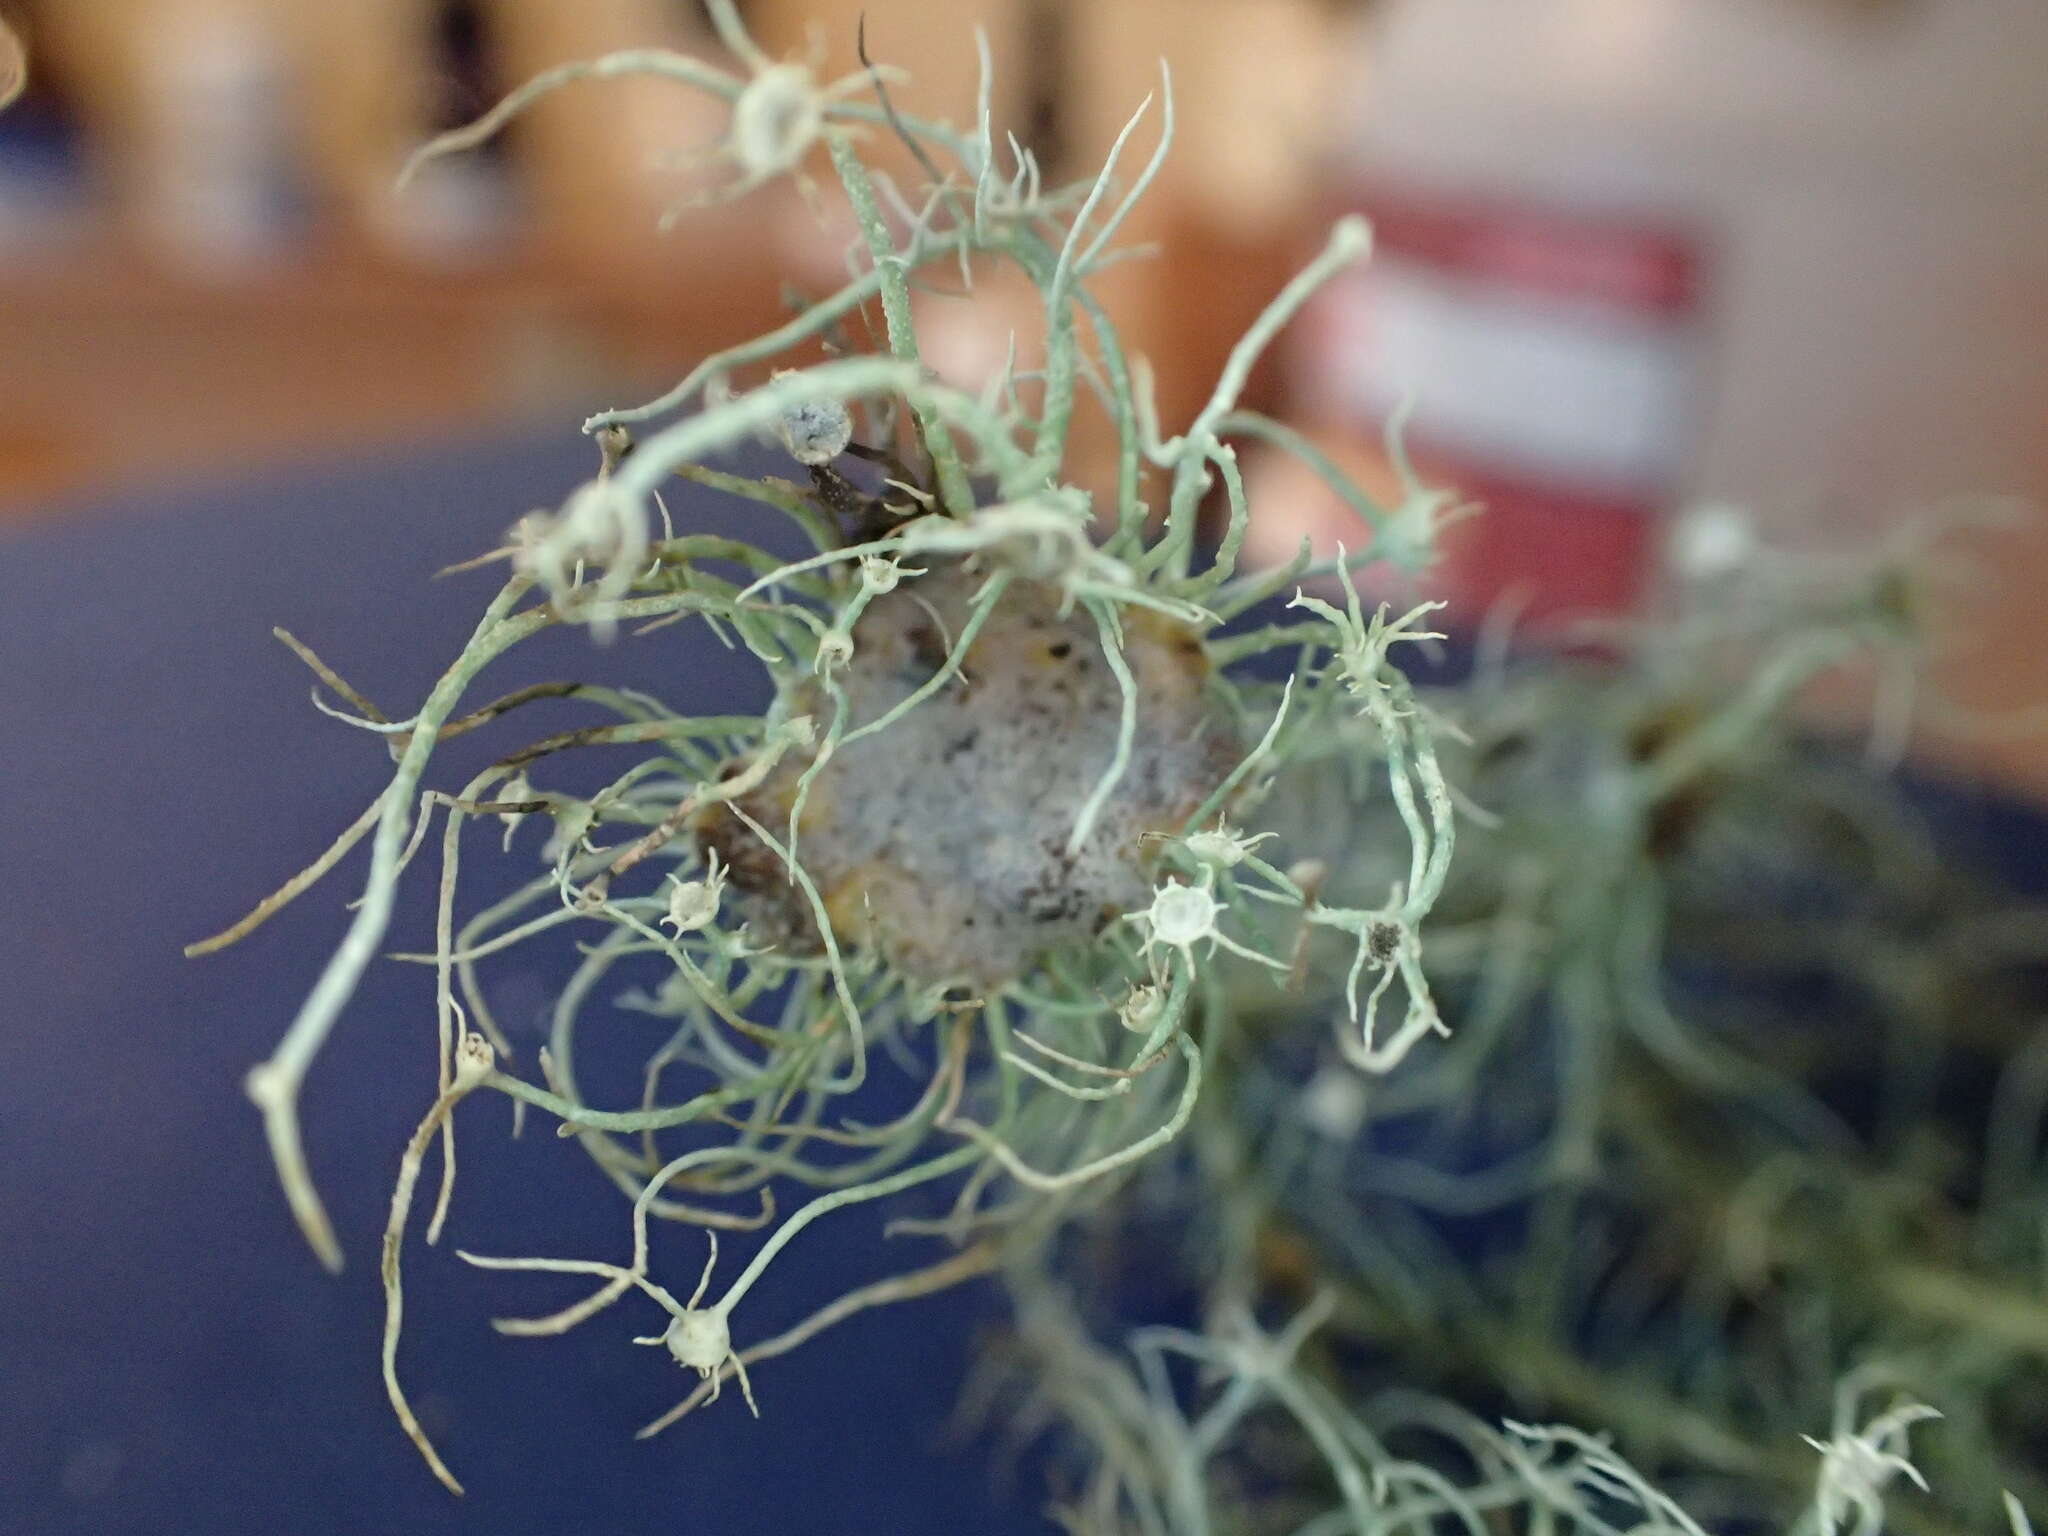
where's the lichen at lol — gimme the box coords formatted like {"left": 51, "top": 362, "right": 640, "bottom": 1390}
{"left": 187, "top": 6, "right": 2041, "bottom": 1530}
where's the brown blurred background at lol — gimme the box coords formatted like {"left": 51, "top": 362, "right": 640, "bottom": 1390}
{"left": 2, "top": 0, "right": 2045, "bottom": 790}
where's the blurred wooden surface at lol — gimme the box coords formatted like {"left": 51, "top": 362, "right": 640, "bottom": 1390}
{"left": 0, "top": 1, "right": 962, "bottom": 510}
{"left": 0, "top": 0, "right": 1328, "bottom": 513}
{"left": 0, "top": 240, "right": 786, "bottom": 515}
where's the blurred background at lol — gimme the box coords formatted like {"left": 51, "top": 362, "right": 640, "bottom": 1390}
{"left": 3, "top": 7, "right": 2047, "bottom": 1531}
{"left": 2, "top": 0, "right": 2046, "bottom": 791}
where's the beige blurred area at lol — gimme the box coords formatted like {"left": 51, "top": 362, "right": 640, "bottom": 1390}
{"left": 1, "top": 0, "right": 2045, "bottom": 793}
{"left": 0, "top": 0, "right": 1328, "bottom": 517}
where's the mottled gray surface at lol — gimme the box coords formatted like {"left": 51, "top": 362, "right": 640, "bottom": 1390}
{"left": 703, "top": 568, "right": 1240, "bottom": 988}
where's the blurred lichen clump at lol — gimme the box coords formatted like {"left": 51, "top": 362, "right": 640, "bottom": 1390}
{"left": 993, "top": 510, "right": 2048, "bottom": 1534}
{"left": 190, "top": 3, "right": 2044, "bottom": 1531}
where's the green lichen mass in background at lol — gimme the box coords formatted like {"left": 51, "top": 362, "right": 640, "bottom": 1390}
{"left": 191, "top": 6, "right": 2045, "bottom": 1532}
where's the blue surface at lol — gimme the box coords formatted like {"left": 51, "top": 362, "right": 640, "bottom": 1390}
{"left": 0, "top": 432, "right": 1051, "bottom": 1536}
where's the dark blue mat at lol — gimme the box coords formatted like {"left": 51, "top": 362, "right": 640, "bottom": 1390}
{"left": 0, "top": 431, "right": 1050, "bottom": 1536}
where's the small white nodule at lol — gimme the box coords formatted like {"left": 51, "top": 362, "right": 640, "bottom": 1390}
{"left": 665, "top": 861, "right": 726, "bottom": 934}
{"left": 1118, "top": 983, "right": 1164, "bottom": 1035}
{"left": 774, "top": 384, "right": 854, "bottom": 467}
{"left": 1147, "top": 880, "right": 1222, "bottom": 951}
{"left": 732, "top": 64, "right": 824, "bottom": 180}
{"left": 1668, "top": 502, "right": 1757, "bottom": 583}
{"left": 663, "top": 1309, "right": 731, "bottom": 1376}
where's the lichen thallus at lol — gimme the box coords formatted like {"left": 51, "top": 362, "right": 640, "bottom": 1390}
{"left": 195, "top": 1, "right": 1469, "bottom": 1498}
